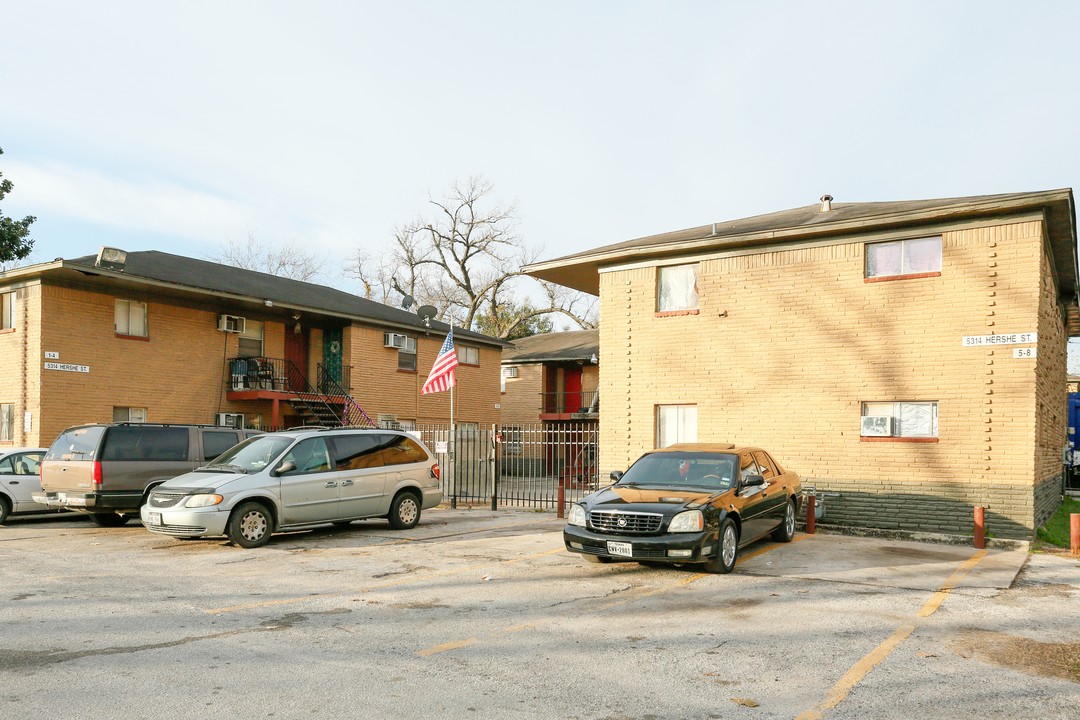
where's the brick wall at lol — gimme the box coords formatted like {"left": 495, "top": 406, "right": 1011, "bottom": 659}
{"left": 2, "top": 282, "right": 501, "bottom": 447}
{"left": 500, "top": 364, "right": 544, "bottom": 426}
{"left": 598, "top": 217, "right": 1064, "bottom": 538}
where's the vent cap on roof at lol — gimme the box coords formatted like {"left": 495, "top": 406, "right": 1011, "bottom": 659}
{"left": 819, "top": 194, "right": 834, "bottom": 212}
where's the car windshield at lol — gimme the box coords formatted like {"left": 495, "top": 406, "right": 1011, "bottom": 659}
{"left": 201, "top": 435, "right": 294, "bottom": 473}
{"left": 618, "top": 452, "right": 737, "bottom": 491}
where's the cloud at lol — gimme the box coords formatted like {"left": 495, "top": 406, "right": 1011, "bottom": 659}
{"left": 4, "top": 160, "right": 264, "bottom": 245}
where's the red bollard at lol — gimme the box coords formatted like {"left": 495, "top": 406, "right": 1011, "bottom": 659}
{"left": 1071, "top": 514, "right": 1079, "bottom": 557}
{"left": 557, "top": 483, "right": 565, "bottom": 519}
{"left": 806, "top": 494, "right": 816, "bottom": 534}
{"left": 974, "top": 506, "right": 985, "bottom": 549}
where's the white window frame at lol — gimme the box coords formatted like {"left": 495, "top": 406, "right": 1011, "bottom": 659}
{"left": 114, "top": 299, "right": 148, "bottom": 337}
{"left": 861, "top": 401, "right": 938, "bottom": 438}
{"left": 238, "top": 319, "right": 264, "bottom": 357}
{"left": 398, "top": 336, "right": 417, "bottom": 372}
{"left": 865, "top": 236, "right": 942, "bottom": 279}
{"left": 460, "top": 345, "right": 479, "bottom": 365}
{"left": 113, "top": 407, "right": 148, "bottom": 423}
{"left": 657, "top": 264, "right": 700, "bottom": 312}
{"left": 1, "top": 292, "right": 15, "bottom": 330}
{"left": 656, "top": 404, "right": 697, "bottom": 447}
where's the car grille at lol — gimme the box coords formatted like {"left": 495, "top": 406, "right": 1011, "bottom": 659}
{"left": 589, "top": 510, "right": 663, "bottom": 535}
{"left": 148, "top": 492, "right": 186, "bottom": 508}
{"left": 145, "top": 523, "right": 207, "bottom": 536}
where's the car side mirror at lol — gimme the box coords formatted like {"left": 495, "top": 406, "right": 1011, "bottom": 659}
{"left": 740, "top": 474, "right": 765, "bottom": 490}
{"left": 609, "top": 470, "right": 624, "bottom": 483}
{"left": 274, "top": 460, "right": 297, "bottom": 476}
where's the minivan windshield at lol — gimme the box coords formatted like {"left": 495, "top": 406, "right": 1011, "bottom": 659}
{"left": 199, "top": 435, "right": 294, "bottom": 473}
{"left": 618, "top": 452, "right": 737, "bottom": 491}
{"left": 45, "top": 426, "right": 106, "bottom": 461}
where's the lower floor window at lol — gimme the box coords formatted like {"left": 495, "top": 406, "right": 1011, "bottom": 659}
{"left": 0, "top": 404, "right": 13, "bottom": 441}
{"left": 113, "top": 407, "right": 148, "bottom": 423}
{"left": 861, "top": 401, "right": 938, "bottom": 438}
{"left": 657, "top": 404, "right": 697, "bottom": 447}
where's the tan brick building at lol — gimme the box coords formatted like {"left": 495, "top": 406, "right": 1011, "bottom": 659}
{"left": 0, "top": 249, "right": 503, "bottom": 448}
{"left": 527, "top": 190, "right": 1079, "bottom": 539}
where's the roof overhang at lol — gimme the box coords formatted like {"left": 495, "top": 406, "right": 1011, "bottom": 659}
{"left": 525, "top": 189, "right": 1078, "bottom": 299}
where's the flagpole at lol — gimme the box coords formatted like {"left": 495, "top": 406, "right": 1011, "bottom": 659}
{"left": 449, "top": 380, "right": 455, "bottom": 509}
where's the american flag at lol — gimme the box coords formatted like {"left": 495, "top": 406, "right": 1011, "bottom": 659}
{"left": 421, "top": 326, "right": 459, "bottom": 394}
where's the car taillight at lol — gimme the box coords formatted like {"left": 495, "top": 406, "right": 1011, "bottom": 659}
{"left": 92, "top": 461, "right": 103, "bottom": 487}
{"left": 430, "top": 463, "right": 441, "bottom": 481}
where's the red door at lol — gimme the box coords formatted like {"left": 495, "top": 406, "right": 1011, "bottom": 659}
{"left": 284, "top": 329, "right": 308, "bottom": 392}
{"left": 564, "top": 368, "right": 583, "bottom": 414}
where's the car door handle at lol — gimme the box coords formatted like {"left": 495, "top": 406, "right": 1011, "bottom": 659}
{"left": 340, "top": 480, "right": 354, "bottom": 487}
{"left": 324, "top": 481, "right": 338, "bottom": 488}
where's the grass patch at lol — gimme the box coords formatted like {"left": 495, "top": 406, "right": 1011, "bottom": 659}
{"left": 1034, "top": 497, "right": 1080, "bottom": 548}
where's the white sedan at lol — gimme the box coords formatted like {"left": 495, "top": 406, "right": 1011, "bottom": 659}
{"left": 0, "top": 448, "right": 50, "bottom": 523}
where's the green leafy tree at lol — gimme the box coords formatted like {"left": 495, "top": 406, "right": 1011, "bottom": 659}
{"left": 475, "top": 300, "right": 555, "bottom": 340}
{"left": 0, "top": 147, "right": 36, "bottom": 263}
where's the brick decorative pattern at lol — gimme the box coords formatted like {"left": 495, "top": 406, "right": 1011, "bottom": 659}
{"left": 598, "top": 218, "right": 1067, "bottom": 538}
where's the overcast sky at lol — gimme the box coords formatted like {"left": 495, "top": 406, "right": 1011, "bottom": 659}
{"left": 3, "top": 1, "right": 1079, "bottom": 323}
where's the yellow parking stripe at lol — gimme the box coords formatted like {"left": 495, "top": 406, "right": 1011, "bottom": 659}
{"left": 417, "top": 638, "right": 479, "bottom": 657}
{"left": 796, "top": 548, "right": 989, "bottom": 720}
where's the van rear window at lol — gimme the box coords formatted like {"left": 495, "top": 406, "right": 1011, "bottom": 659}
{"left": 100, "top": 426, "right": 190, "bottom": 461}
{"left": 46, "top": 426, "right": 106, "bottom": 460}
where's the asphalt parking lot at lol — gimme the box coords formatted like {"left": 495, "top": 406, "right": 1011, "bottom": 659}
{"left": 1, "top": 508, "right": 1077, "bottom": 720}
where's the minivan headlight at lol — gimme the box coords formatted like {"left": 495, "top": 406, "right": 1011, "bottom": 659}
{"left": 185, "top": 494, "right": 224, "bottom": 508}
{"left": 567, "top": 504, "right": 587, "bottom": 527}
{"left": 668, "top": 510, "right": 704, "bottom": 533}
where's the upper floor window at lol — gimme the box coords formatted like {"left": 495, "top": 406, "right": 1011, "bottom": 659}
{"left": 113, "top": 407, "right": 147, "bottom": 423}
{"left": 1, "top": 291, "right": 15, "bottom": 330}
{"left": 398, "top": 336, "right": 417, "bottom": 372}
{"left": 861, "top": 401, "right": 938, "bottom": 439}
{"left": 459, "top": 345, "right": 479, "bottom": 365}
{"left": 865, "top": 236, "right": 941, "bottom": 280}
{"left": 115, "top": 299, "right": 148, "bottom": 337}
{"left": 657, "top": 264, "right": 699, "bottom": 312}
{"left": 238, "top": 320, "right": 264, "bottom": 357}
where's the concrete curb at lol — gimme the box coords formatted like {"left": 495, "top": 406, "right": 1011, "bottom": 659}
{"left": 799, "top": 521, "right": 1029, "bottom": 551}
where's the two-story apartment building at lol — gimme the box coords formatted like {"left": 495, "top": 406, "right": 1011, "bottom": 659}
{"left": 0, "top": 249, "right": 503, "bottom": 448}
{"left": 500, "top": 330, "right": 599, "bottom": 484}
{"left": 526, "top": 189, "right": 1078, "bottom": 539}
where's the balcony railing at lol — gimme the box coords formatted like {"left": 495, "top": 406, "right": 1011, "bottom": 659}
{"left": 227, "top": 357, "right": 353, "bottom": 395}
{"left": 541, "top": 390, "right": 599, "bottom": 416}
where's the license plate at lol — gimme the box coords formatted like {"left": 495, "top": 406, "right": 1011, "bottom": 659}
{"left": 67, "top": 497, "right": 86, "bottom": 506}
{"left": 148, "top": 512, "right": 162, "bottom": 526}
{"left": 607, "top": 541, "right": 633, "bottom": 558}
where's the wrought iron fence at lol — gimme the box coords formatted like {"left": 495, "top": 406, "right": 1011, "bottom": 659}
{"left": 408, "top": 422, "right": 600, "bottom": 512}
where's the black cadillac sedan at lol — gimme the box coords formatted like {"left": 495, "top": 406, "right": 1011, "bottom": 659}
{"left": 564, "top": 443, "right": 802, "bottom": 573}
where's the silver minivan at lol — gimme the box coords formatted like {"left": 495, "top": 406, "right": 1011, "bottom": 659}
{"left": 140, "top": 428, "right": 442, "bottom": 548}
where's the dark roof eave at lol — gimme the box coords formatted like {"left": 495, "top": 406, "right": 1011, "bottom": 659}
{"left": 44, "top": 260, "right": 508, "bottom": 347}
{"left": 525, "top": 189, "right": 1078, "bottom": 297}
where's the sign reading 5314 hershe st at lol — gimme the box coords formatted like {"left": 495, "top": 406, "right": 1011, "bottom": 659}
{"left": 961, "top": 332, "right": 1037, "bottom": 347}
{"left": 44, "top": 362, "right": 90, "bottom": 373}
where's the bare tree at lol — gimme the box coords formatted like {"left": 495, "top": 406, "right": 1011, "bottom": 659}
{"left": 350, "top": 177, "right": 597, "bottom": 337}
{"left": 210, "top": 233, "right": 324, "bottom": 282}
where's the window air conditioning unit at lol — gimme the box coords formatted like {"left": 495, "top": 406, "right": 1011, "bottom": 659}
{"left": 860, "top": 416, "right": 893, "bottom": 437}
{"left": 215, "top": 413, "right": 244, "bottom": 429}
{"left": 218, "top": 314, "right": 246, "bottom": 333}
{"left": 384, "top": 332, "right": 409, "bottom": 349}
{"left": 502, "top": 367, "right": 519, "bottom": 378}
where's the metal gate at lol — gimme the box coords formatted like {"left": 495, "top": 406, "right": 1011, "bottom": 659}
{"left": 412, "top": 422, "right": 599, "bottom": 510}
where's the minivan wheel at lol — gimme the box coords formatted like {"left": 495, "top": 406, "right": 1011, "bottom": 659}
{"left": 704, "top": 518, "right": 738, "bottom": 574}
{"left": 772, "top": 498, "right": 797, "bottom": 542}
{"left": 91, "top": 513, "right": 129, "bottom": 527}
{"left": 387, "top": 492, "right": 421, "bottom": 530}
{"left": 227, "top": 502, "right": 272, "bottom": 548}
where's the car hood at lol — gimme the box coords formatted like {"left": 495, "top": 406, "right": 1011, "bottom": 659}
{"left": 158, "top": 471, "right": 249, "bottom": 492}
{"left": 583, "top": 484, "right": 728, "bottom": 512}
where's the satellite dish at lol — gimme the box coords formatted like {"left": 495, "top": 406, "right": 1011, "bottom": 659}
{"left": 400, "top": 294, "right": 415, "bottom": 310}
{"left": 416, "top": 305, "right": 438, "bottom": 328}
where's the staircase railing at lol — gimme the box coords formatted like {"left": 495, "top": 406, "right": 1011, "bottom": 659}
{"left": 317, "top": 364, "right": 376, "bottom": 427}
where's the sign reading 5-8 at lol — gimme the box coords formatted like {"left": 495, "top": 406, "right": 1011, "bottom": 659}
{"left": 961, "top": 332, "right": 1038, "bottom": 347}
